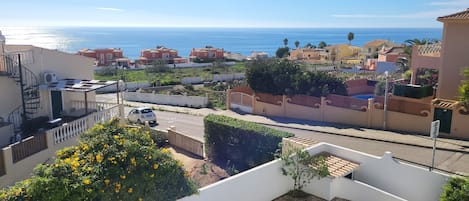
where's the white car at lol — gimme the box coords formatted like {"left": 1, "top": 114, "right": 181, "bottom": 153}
{"left": 128, "top": 107, "right": 157, "bottom": 125}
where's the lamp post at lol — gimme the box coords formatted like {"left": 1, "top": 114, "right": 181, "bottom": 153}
{"left": 383, "top": 71, "right": 389, "bottom": 130}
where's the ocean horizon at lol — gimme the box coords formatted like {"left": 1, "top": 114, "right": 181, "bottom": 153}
{"left": 0, "top": 27, "right": 443, "bottom": 60}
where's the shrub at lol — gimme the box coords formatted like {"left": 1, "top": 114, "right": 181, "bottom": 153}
{"left": 204, "top": 114, "right": 293, "bottom": 172}
{"left": 440, "top": 176, "right": 469, "bottom": 201}
{"left": 0, "top": 119, "right": 196, "bottom": 201}
{"left": 281, "top": 149, "right": 329, "bottom": 194}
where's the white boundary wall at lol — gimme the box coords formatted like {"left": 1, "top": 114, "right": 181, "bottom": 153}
{"left": 124, "top": 91, "right": 208, "bottom": 107}
{"left": 178, "top": 142, "right": 449, "bottom": 201}
{"left": 96, "top": 81, "right": 150, "bottom": 93}
{"left": 213, "top": 73, "right": 245, "bottom": 82}
{"left": 179, "top": 159, "right": 293, "bottom": 201}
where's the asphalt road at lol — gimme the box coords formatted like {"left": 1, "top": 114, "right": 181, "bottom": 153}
{"left": 124, "top": 106, "right": 468, "bottom": 174}
{"left": 124, "top": 107, "right": 205, "bottom": 141}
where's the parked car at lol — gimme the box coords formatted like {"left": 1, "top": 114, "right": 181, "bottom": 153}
{"left": 128, "top": 107, "right": 157, "bottom": 125}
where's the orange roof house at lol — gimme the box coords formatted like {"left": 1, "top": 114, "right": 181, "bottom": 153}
{"left": 139, "top": 46, "right": 187, "bottom": 65}
{"left": 190, "top": 46, "right": 224, "bottom": 62}
{"left": 77, "top": 48, "right": 125, "bottom": 66}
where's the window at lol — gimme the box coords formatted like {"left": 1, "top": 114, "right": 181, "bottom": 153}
{"left": 140, "top": 108, "right": 152, "bottom": 113}
{"left": 106, "top": 53, "right": 113, "bottom": 61}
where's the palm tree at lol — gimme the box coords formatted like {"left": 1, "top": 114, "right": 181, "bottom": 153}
{"left": 347, "top": 32, "right": 354, "bottom": 45}
{"left": 318, "top": 41, "right": 327, "bottom": 49}
{"left": 295, "top": 40, "right": 300, "bottom": 49}
{"left": 283, "top": 38, "right": 289, "bottom": 47}
{"left": 403, "top": 38, "right": 440, "bottom": 58}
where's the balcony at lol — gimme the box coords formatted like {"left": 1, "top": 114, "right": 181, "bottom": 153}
{"left": 0, "top": 102, "right": 122, "bottom": 187}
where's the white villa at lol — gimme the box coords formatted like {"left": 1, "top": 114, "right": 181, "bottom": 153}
{"left": 0, "top": 31, "right": 123, "bottom": 187}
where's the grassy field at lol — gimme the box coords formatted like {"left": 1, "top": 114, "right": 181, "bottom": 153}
{"left": 94, "top": 62, "right": 246, "bottom": 84}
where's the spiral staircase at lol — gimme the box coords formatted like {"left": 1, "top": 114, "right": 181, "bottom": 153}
{"left": 0, "top": 54, "right": 40, "bottom": 134}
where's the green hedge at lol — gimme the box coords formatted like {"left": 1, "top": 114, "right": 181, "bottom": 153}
{"left": 393, "top": 84, "right": 433, "bottom": 99}
{"left": 204, "top": 114, "right": 293, "bottom": 173}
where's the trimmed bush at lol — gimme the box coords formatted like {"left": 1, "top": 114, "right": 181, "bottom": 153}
{"left": 0, "top": 119, "right": 196, "bottom": 201}
{"left": 440, "top": 176, "right": 469, "bottom": 201}
{"left": 204, "top": 114, "right": 294, "bottom": 173}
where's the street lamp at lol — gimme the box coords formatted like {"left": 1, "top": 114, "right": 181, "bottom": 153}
{"left": 383, "top": 71, "right": 389, "bottom": 130}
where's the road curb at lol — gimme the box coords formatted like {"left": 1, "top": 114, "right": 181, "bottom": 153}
{"left": 257, "top": 122, "right": 469, "bottom": 154}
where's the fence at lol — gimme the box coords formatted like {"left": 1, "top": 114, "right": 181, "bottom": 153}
{"left": 327, "top": 94, "right": 369, "bottom": 111}
{"left": 227, "top": 87, "right": 442, "bottom": 136}
{"left": 11, "top": 134, "right": 47, "bottom": 163}
{"left": 167, "top": 128, "right": 204, "bottom": 158}
{"left": 52, "top": 104, "right": 120, "bottom": 145}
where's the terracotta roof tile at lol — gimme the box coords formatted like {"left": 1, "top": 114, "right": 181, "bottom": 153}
{"left": 314, "top": 152, "right": 359, "bottom": 178}
{"left": 438, "top": 8, "right": 469, "bottom": 22}
{"left": 363, "top": 40, "right": 397, "bottom": 48}
{"left": 417, "top": 43, "right": 441, "bottom": 56}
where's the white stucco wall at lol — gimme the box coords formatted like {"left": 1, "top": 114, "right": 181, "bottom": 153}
{"left": 329, "top": 177, "right": 406, "bottom": 201}
{"left": 0, "top": 124, "right": 14, "bottom": 147}
{"left": 179, "top": 159, "right": 293, "bottom": 201}
{"left": 0, "top": 78, "right": 22, "bottom": 120}
{"left": 178, "top": 143, "right": 449, "bottom": 201}
{"left": 353, "top": 152, "right": 448, "bottom": 201}
{"left": 2, "top": 46, "right": 95, "bottom": 122}
{"left": 28, "top": 47, "right": 94, "bottom": 80}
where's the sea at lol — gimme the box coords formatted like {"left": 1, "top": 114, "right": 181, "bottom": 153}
{"left": 0, "top": 27, "right": 442, "bottom": 60}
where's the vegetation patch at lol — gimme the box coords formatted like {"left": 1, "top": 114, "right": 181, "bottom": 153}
{"left": 0, "top": 119, "right": 196, "bottom": 201}
{"left": 204, "top": 114, "right": 293, "bottom": 173}
{"left": 246, "top": 59, "right": 347, "bottom": 96}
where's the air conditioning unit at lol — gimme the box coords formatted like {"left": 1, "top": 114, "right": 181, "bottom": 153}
{"left": 43, "top": 72, "right": 58, "bottom": 84}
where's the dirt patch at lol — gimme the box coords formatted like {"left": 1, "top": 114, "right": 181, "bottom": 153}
{"left": 168, "top": 146, "right": 229, "bottom": 187}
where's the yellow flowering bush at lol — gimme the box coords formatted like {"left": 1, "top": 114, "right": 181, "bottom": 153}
{"left": 0, "top": 119, "right": 196, "bottom": 201}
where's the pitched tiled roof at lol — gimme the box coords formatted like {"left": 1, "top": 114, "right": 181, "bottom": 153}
{"left": 438, "top": 8, "right": 469, "bottom": 22}
{"left": 287, "top": 136, "right": 318, "bottom": 147}
{"left": 363, "top": 39, "right": 398, "bottom": 48}
{"left": 314, "top": 152, "right": 359, "bottom": 178}
{"left": 417, "top": 42, "right": 441, "bottom": 57}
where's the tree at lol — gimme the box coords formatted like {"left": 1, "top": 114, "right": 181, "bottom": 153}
{"left": 275, "top": 47, "right": 290, "bottom": 58}
{"left": 246, "top": 59, "right": 299, "bottom": 95}
{"left": 347, "top": 32, "right": 354, "bottom": 45}
{"left": 318, "top": 41, "right": 327, "bottom": 49}
{"left": 304, "top": 43, "right": 316, "bottom": 49}
{"left": 0, "top": 119, "right": 197, "bottom": 201}
{"left": 246, "top": 59, "right": 347, "bottom": 96}
{"left": 396, "top": 57, "right": 409, "bottom": 73}
{"left": 403, "top": 38, "right": 440, "bottom": 57}
{"left": 458, "top": 67, "right": 469, "bottom": 109}
{"left": 374, "top": 81, "right": 386, "bottom": 96}
{"left": 440, "top": 176, "right": 469, "bottom": 201}
{"left": 294, "top": 40, "right": 300, "bottom": 49}
{"left": 145, "top": 60, "right": 170, "bottom": 74}
{"left": 283, "top": 38, "right": 289, "bottom": 47}
{"left": 281, "top": 149, "right": 329, "bottom": 194}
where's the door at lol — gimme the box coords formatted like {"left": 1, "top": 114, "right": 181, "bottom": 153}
{"left": 433, "top": 108, "right": 452, "bottom": 133}
{"left": 51, "top": 90, "right": 63, "bottom": 119}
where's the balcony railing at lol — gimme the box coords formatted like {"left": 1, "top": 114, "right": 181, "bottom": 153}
{"left": 0, "top": 103, "right": 121, "bottom": 181}
{"left": 51, "top": 104, "right": 120, "bottom": 145}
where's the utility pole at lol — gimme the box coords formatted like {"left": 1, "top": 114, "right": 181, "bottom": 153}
{"left": 383, "top": 71, "right": 389, "bottom": 130}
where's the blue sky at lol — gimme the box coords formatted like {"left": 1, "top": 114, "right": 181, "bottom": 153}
{"left": 1, "top": 0, "right": 469, "bottom": 27}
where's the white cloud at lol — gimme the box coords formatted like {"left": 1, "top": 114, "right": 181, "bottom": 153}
{"left": 96, "top": 7, "right": 123, "bottom": 12}
{"left": 429, "top": 0, "right": 469, "bottom": 7}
